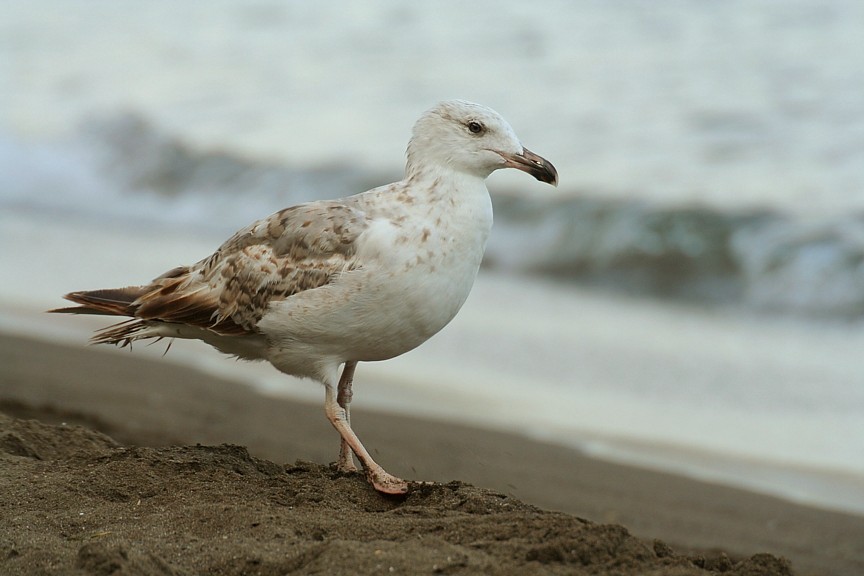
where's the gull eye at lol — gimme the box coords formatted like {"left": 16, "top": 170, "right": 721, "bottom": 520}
{"left": 467, "top": 121, "right": 485, "bottom": 135}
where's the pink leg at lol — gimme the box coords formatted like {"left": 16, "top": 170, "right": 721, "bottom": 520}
{"left": 324, "top": 379, "right": 408, "bottom": 495}
{"left": 336, "top": 361, "right": 358, "bottom": 473}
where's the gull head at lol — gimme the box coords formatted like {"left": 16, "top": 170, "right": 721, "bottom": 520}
{"left": 406, "top": 100, "right": 558, "bottom": 186}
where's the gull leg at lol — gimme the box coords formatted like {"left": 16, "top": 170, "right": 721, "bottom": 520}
{"left": 336, "top": 361, "right": 358, "bottom": 473}
{"left": 324, "top": 381, "right": 408, "bottom": 494}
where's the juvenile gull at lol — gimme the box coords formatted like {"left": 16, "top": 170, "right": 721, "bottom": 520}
{"left": 51, "top": 100, "right": 558, "bottom": 494}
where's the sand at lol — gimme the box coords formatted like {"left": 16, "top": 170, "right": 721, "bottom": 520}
{"left": 2, "top": 333, "right": 863, "bottom": 575}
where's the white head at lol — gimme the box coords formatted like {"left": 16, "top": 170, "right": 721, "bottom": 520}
{"left": 406, "top": 100, "right": 558, "bottom": 186}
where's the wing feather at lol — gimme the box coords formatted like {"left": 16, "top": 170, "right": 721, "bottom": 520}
{"left": 58, "top": 200, "right": 367, "bottom": 340}
{"left": 200, "top": 201, "right": 366, "bottom": 331}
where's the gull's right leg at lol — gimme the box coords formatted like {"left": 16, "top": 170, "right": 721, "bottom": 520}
{"left": 324, "top": 379, "right": 408, "bottom": 495}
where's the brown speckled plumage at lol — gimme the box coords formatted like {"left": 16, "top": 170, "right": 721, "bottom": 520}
{"left": 59, "top": 200, "right": 367, "bottom": 343}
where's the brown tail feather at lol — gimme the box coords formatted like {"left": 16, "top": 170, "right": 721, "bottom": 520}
{"left": 50, "top": 282, "right": 249, "bottom": 340}
{"left": 48, "top": 287, "right": 148, "bottom": 317}
{"left": 90, "top": 319, "right": 150, "bottom": 346}
{"left": 47, "top": 306, "right": 119, "bottom": 316}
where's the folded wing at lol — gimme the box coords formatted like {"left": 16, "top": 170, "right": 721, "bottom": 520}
{"left": 52, "top": 201, "right": 367, "bottom": 344}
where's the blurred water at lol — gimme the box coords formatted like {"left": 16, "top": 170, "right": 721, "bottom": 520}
{"left": 3, "top": 0, "right": 864, "bottom": 213}
{"left": 2, "top": 0, "right": 864, "bottom": 513}
{"left": 3, "top": 114, "right": 863, "bottom": 316}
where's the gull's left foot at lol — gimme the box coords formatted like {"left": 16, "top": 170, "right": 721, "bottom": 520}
{"left": 366, "top": 467, "right": 409, "bottom": 495}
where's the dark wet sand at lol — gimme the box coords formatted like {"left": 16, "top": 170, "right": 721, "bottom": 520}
{"left": 2, "top": 333, "right": 863, "bottom": 575}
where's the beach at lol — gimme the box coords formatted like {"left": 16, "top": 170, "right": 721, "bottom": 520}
{"left": 2, "top": 333, "right": 863, "bottom": 575}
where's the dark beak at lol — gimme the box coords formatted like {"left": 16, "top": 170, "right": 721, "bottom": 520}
{"left": 501, "top": 147, "right": 558, "bottom": 186}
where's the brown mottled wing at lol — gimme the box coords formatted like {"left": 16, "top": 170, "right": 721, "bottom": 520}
{"left": 133, "top": 201, "right": 367, "bottom": 335}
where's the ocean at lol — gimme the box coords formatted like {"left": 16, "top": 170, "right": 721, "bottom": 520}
{"left": 2, "top": 0, "right": 863, "bottom": 514}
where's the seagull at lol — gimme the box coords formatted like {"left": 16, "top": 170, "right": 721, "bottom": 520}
{"left": 51, "top": 100, "right": 558, "bottom": 494}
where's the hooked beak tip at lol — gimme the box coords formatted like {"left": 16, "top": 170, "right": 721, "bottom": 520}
{"left": 501, "top": 147, "right": 558, "bottom": 186}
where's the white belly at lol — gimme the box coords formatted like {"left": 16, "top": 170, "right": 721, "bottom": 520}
{"left": 259, "top": 193, "right": 492, "bottom": 375}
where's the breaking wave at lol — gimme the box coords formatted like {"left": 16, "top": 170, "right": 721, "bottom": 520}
{"left": 488, "top": 195, "right": 864, "bottom": 317}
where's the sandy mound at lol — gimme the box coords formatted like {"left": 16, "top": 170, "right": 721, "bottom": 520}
{"left": 1, "top": 414, "right": 791, "bottom": 575}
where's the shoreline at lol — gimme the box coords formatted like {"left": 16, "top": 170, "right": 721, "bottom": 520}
{"left": 2, "top": 331, "right": 863, "bottom": 574}
{"left": 3, "top": 298, "right": 863, "bottom": 517}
